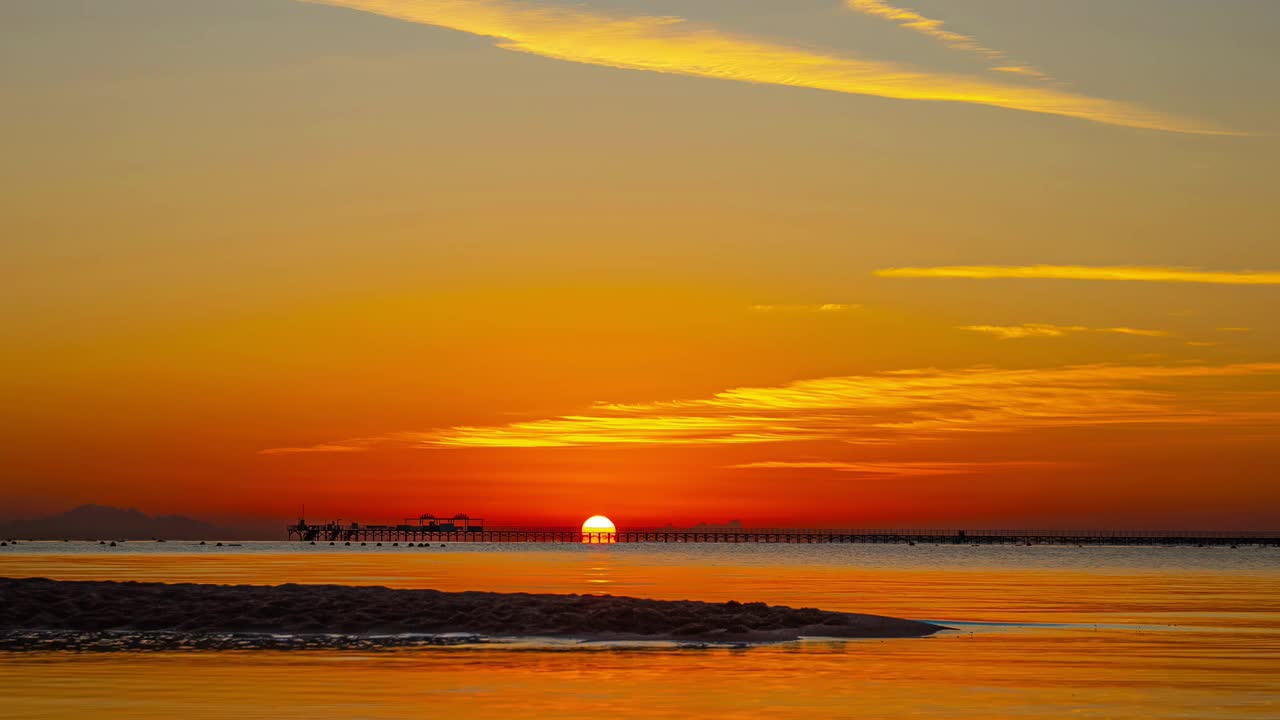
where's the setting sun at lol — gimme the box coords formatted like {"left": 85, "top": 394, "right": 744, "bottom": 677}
{"left": 581, "top": 515, "right": 617, "bottom": 543}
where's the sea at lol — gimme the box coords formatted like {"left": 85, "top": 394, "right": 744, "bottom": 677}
{"left": 2, "top": 541, "right": 1278, "bottom": 719}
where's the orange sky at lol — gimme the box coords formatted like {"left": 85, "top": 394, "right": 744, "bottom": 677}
{"left": 2, "top": 0, "right": 1279, "bottom": 530}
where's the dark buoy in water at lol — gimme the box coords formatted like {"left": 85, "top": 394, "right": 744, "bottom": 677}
{"left": 344, "top": 541, "right": 350, "bottom": 546}
{"left": 439, "top": 544, "right": 446, "bottom": 548}
{"left": 216, "top": 542, "right": 224, "bottom": 547}
{"left": 200, "top": 541, "right": 206, "bottom": 545}
{"left": 392, "top": 542, "right": 398, "bottom": 546}
{"left": 361, "top": 542, "right": 366, "bottom": 546}
{"left": 376, "top": 542, "right": 382, "bottom": 546}
{"left": 99, "top": 540, "right": 106, "bottom": 545}
{"left": 329, "top": 541, "right": 335, "bottom": 546}
{"left": 109, "top": 541, "right": 117, "bottom": 547}
{"left": 309, "top": 541, "right": 315, "bottom": 545}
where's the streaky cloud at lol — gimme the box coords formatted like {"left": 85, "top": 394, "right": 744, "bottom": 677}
{"left": 960, "top": 324, "right": 1171, "bottom": 340}
{"left": 993, "top": 65, "right": 1048, "bottom": 79}
{"left": 751, "top": 304, "right": 860, "bottom": 313}
{"left": 846, "top": 0, "right": 1051, "bottom": 81}
{"left": 877, "top": 265, "right": 1280, "bottom": 285}
{"left": 261, "top": 362, "right": 1280, "bottom": 453}
{"left": 300, "top": 0, "right": 1230, "bottom": 135}
{"left": 259, "top": 443, "right": 368, "bottom": 455}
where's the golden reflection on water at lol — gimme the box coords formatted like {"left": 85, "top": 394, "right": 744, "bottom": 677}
{"left": 2, "top": 546, "right": 1278, "bottom": 719}
{"left": 2, "top": 628, "right": 1277, "bottom": 719}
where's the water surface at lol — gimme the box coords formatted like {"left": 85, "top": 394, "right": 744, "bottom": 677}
{"left": 3, "top": 542, "right": 1277, "bottom": 718}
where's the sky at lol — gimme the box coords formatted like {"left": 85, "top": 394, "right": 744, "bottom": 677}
{"left": 2, "top": 0, "right": 1279, "bottom": 530}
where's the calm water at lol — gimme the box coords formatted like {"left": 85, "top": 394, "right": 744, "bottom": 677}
{"left": 3, "top": 542, "right": 1279, "bottom": 719}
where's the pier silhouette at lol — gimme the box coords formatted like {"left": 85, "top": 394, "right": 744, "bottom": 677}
{"left": 287, "top": 519, "right": 1280, "bottom": 547}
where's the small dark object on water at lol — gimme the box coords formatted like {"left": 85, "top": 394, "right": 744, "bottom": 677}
{"left": 109, "top": 541, "right": 117, "bottom": 547}
{"left": 376, "top": 542, "right": 382, "bottom": 546}
{"left": 199, "top": 541, "right": 206, "bottom": 545}
{"left": 216, "top": 542, "right": 224, "bottom": 547}
{"left": 440, "top": 544, "right": 446, "bottom": 548}
{"left": 392, "top": 542, "right": 398, "bottom": 546}
{"left": 361, "top": 542, "right": 366, "bottom": 546}
{"left": 344, "top": 541, "right": 350, "bottom": 546}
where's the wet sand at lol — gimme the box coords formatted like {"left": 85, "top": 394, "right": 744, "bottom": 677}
{"left": 1, "top": 577, "right": 942, "bottom": 650}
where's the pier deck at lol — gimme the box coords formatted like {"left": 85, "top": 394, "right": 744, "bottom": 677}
{"left": 287, "top": 524, "right": 1280, "bottom": 547}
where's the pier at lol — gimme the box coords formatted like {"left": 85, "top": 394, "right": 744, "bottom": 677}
{"left": 287, "top": 521, "right": 1280, "bottom": 547}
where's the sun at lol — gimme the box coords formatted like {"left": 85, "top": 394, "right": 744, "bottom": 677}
{"left": 581, "top": 515, "right": 617, "bottom": 544}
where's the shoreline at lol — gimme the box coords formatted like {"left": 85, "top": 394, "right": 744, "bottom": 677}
{"left": 2, "top": 577, "right": 943, "bottom": 651}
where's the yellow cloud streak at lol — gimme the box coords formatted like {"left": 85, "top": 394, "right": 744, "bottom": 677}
{"left": 960, "top": 324, "right": 1170, "bottom": 340}
{"left": 877, "top": 265, "right": 1280, "bottom": 285}
{"left": 262, "top": 363, "right": 1280, "bottom": 452}
{"left": 300, "top": 0, "right": 1229, "bottom": 135}
{"left": 423, "top": 415, "right": 810, "bottom": 448}
{"left": 846, "top": 0, "right": 1051, "bottom": 81}
{"left": 751, "top": 304, "right": 859, "bottom": 313}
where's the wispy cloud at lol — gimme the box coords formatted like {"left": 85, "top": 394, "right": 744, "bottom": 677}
{"left": 401, "top": 415, "right": 806, "bottom": 449}
{"left": 1107, "top": 328, "right": 1175, "bottom": 337}
{"left": 960, "top": 324, "right": 1170, "bottom": 340}
{"left": 876, "top": 265, "right": 1280, "bottom": 285}
{"left": 259, "top": 443, "right": 367, "bottom": 454}
{"left": 262, "top": 362, "right": 1280, "bottom": 453}
{"left": 728, "top": 460, "right": 1060, "bottom": 477}
{"left": 300, "top": 0, "right": 1229, "bottom": 134}
{"left": 845, "top": 0, "right": 1050, "bottom": 81}
{"left": 993, "top": 65, "right": 1048, "bottom": 79}
{"left": 751, "top": 304, "right": 860, "bottom": 313}
{"left": 260, "top": 434, "right": 428, "bottom": 455}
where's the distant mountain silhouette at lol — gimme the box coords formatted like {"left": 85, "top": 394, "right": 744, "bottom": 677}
{"left": 0, "top": 504, "right": 229, "bottom": 540}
